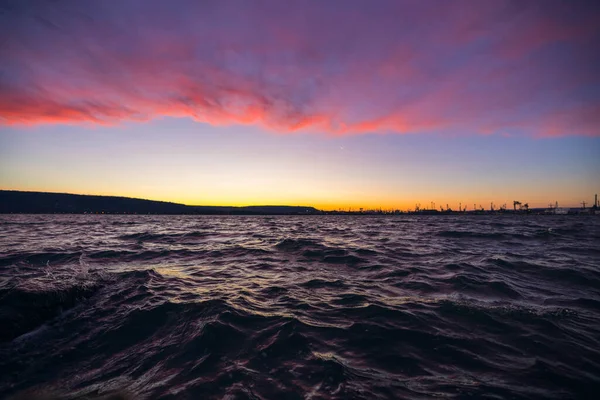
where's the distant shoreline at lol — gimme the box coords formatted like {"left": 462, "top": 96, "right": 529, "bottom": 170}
{"left": 0, "top": 190, "right": 319, "bottom": 215}
{"left": 1, "top": 212, "right": 598, "bottom": 216}
{"left": 1, "top": 190, "right": 597, "bottom": 216}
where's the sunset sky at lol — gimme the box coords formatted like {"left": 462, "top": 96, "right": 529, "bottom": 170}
{"left": 1, "top": 0, "right": 599, "bottom": 210}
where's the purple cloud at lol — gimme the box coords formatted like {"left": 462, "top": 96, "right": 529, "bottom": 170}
{"left": 0, "top": 0, "right": 598, "bottom": 136}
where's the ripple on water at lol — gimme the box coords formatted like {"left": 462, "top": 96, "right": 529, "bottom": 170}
{"left": 0, "top": 214, "right": 599, "bottom": 399}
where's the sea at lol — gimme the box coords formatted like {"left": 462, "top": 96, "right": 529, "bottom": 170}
{"left": 1, "top": 214, "right": 599, "bottom": 399}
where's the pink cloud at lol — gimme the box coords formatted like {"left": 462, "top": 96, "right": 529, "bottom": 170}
{"left": 0, "top": 0, "right": 598, "bottom": 137}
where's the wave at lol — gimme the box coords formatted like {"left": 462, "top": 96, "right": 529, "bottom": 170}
{"left": 300, "top": 278, "right": 347, "bottom": 289}
{"left": 323, "top": 254, "right": 366, "bottom": 265}
{"left": 275, "top": 238, "right": 369, "bottom": 265}
{"left": 437, "top": 299, "right": 579, "bottom": 323}
{"left": 438, "top": 230, "right": 510, "bottom": 239}
{"left": 445, "top": 274, "right": 523, "bottom": 299}
{"left": 541, "top": 266, "right": 600, "bottom": 287}
{"left": 0, "top": 251, "right": 82, "bottom": 267}
{"left": 118, "top": 230, "right": 212, "bottom": 243}
{"left": 275, "top": 238, "right": 321, "bottom": 251}
{"left": 0, "top": 281, "right": 100, "bottom": 342}
{"left": 0, "top": 246, "right": 275, "bottom": 268}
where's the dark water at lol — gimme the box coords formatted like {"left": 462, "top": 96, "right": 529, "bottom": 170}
{"left": 1, "top": 215, "right": 599, "bottom": 399}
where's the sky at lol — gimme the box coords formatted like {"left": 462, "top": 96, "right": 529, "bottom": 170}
{"left": 1, "top": 0, "right": 599, "bottom": 210}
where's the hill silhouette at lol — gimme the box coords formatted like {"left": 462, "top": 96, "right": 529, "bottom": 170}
{"left": 0, "top": 191, "right": 320, "bottom": 215}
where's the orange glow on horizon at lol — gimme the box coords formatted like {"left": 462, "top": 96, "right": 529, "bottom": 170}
{"left": 1, "top": 185, "right": 593, "bottom": 212}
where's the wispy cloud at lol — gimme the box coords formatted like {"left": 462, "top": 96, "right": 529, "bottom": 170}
{"left": 1, "top": 0, "right": 598, "bottom": 136}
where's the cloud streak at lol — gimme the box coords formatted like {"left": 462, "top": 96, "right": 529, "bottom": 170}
{"left": 1, "top": 0, "right": 599, "bottom": 136}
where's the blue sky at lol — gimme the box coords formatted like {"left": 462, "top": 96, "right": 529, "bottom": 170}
{"left": 2, "top": 118, "right": 598, "bottom": 209}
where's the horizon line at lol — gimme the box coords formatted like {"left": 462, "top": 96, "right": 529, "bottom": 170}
{"left": 1, "top": 189, "right": 597, "bottom": 212}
